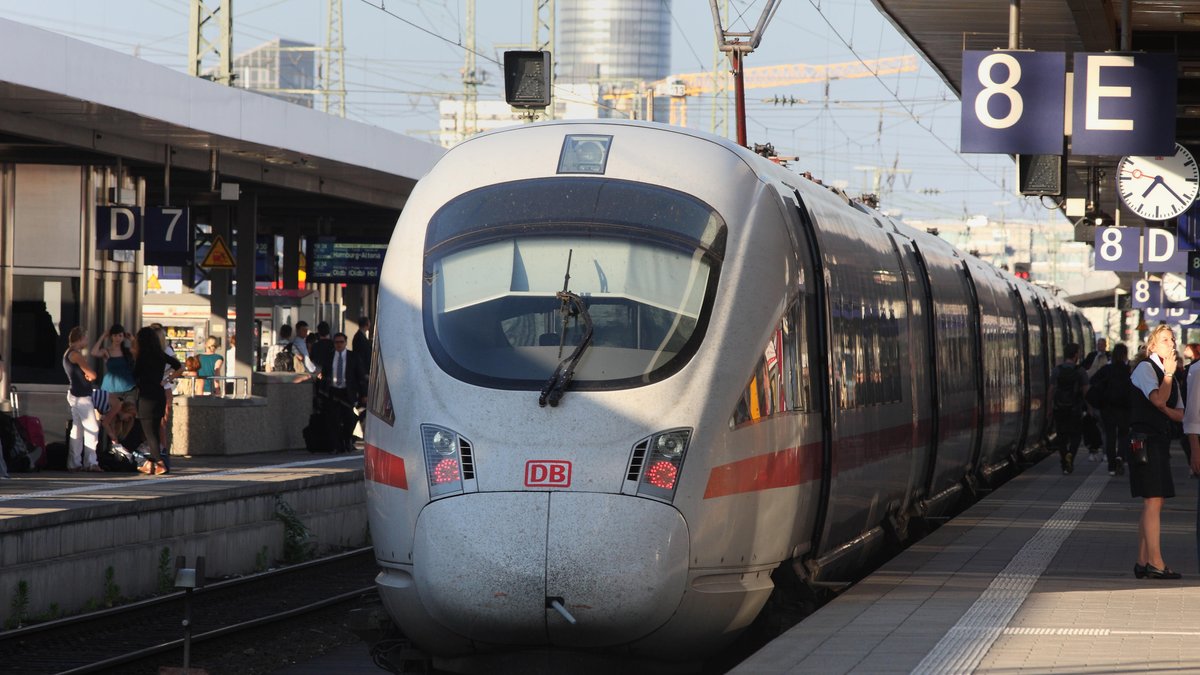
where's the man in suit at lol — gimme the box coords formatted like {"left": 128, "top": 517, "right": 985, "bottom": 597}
{"left": 352, "top": 316, "right": 372, "bottom": 373}
{"left": 324, "top": 332, "right": 366, "bottom": 452}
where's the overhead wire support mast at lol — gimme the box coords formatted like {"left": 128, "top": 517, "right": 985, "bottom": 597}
{"left": 708, "top": 0, "right": 781, "bottom": 147}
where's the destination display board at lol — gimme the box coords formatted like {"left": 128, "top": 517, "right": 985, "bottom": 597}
{"left": 308, "top": 237, "right": 387, "bottom": 283}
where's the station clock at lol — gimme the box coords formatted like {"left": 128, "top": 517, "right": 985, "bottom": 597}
{"left": 1117, "top": 143, "right": 1199, "bottom": 221}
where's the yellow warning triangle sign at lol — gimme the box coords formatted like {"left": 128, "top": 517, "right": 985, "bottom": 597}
{"left": 200, "top": 234, "right": 236, "bottom": 269}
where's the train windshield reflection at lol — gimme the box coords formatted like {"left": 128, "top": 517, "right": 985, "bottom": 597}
{"left": 425, "top": 234, "right": 715, "bottom": 389}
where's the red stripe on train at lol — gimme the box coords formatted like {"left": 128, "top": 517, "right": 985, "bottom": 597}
{"left": 703, "top": 444, "right": 822, "bottom": 499}
{"left": 365, "top": 443, "right": 408, "bottom": 489}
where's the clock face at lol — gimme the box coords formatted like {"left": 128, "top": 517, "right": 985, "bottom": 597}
{"left": 1117, "top": 143, "right": 1200, "bottom": 221}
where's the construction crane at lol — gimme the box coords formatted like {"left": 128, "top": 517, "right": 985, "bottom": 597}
{"left": 608, "top": 55, "right": 919, "bottom": 128}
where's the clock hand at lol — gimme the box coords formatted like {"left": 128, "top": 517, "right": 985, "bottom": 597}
{"left": 1160, "top": 180, "right": 1190, "bottom": 206}
{"left": 1142, "top": 176, "right": 1164, "bottom": 198}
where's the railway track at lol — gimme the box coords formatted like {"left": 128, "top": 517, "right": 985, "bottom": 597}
{"left": 0, "top": 547, "right": 378, "bottom": 674}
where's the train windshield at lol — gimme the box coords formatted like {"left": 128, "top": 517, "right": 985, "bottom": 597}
{"left": 423, "top": 178, "right": 725, "bottom": 391}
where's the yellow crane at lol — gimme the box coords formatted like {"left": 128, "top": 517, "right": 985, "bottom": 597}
{"left": 608, "top": 54, "right": 920, "bottom": 127}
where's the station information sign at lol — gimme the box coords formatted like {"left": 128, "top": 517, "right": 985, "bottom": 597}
{"left": 960, "top": 50, "right": 1176, "bottom": 156}
{"left": 309, "top": 237, "right": 387, "bottom": 283}
{"left": 960, "top": 51, "right": 1065, "bottom": 154}
{"left": 1093, "top": 226, "right": 1188, "bottom": 273}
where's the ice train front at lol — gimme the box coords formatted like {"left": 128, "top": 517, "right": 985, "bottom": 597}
{"left": 365, "top": 121, "right": 768, "bottom": 664}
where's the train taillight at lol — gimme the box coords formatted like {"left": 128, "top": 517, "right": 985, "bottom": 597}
{"left": 421, "top": 425, "right": 476, "bottom": 498}
{"left": 628, "top": 429, "right": 691, "bottom": 502}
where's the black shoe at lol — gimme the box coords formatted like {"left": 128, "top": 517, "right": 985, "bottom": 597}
{"left": 1134, "top": 563, "right": 1147, "bottom": 578}
{"left": 1143, "top": 564, "right": 1181, "bottom": 580}
{"left": 1116, "top": 462, "right": 1125, "bottom": 476}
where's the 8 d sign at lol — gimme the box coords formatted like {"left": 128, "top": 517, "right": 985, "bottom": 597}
{"left": 1094, "top": 226, "right": 1187, "bottom": 273}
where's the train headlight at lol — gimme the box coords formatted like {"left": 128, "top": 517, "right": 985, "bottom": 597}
{"left": 421, "top": 424, "right": 476, "bottom": 499}
{"left": 626, "top": 428, "right": 692, "bottom": 502}
{"left": 431, "top": 430, "right": 456, "bottom": 455}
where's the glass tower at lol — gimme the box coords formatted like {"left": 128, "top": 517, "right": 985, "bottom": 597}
{"left": 556, "top": 0, "right": 672, "bottom": 86}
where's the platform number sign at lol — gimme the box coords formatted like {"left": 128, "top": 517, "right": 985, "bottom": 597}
{"left": 961, "top": 51, "right": 1065, "bottom": 154}
{"left": 143, "top": 207, "right": 191, "bottom": 265}
{"left": 1093, "top": 226, "right": 1140, "bottom": 271}
{"left": 1132, "top": 279, "right": 1161, "bottom": 309}
{"left": 1094, "top": 225, "right": 1188, "bottom": 272}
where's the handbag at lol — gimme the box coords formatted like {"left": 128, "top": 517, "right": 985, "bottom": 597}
{"left": 1129, "top": 432, "right": 1149, "bottom": 465}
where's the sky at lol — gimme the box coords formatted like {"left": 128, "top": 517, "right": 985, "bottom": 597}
{"left": 0, "top": 0, "right": 1060, "bottom": 225}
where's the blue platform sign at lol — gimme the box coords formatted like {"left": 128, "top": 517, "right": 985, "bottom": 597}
{"left": 143, "top": 207, "right": 190, "bottom": 265}
{"left": 1070, "top": 52, "right": 1176, "bottom": 156}
{"left": 1142, "top": 227, "right": 1188, "bottom": 273}
{"left": 960, "top": 51, "right": 1066, "bottom": 154}
{"left": 96, "top": 206, "right": 142, "bottom": 250}
{"left": 1093, "top": 226, "right": 1141, "bottom": 271}
{"left": 1132, "top": 279, "right": 1161, "bottom": 309}
{"left": 1094, "top": 225, "right": 1189, "bottom": 273}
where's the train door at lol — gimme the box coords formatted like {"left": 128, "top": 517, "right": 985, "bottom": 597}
{"left": 885, "top": 228, "right": 935, "bottom": 520}
{"left": 795, "top": 198, "right": 915, "bottom": 582}
{"left": 908, "top": 236, "right": 980, "bottom": 516}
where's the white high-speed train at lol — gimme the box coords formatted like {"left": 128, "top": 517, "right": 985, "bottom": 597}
{"left": 362, "top": 120, "right": 1091, "bottom": 669}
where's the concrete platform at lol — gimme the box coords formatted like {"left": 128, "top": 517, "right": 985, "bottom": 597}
{"left": 732, "top": 449, "right": 1200, "bottom": 674}
{"left": 0, "top": 450, "right": 365, "bottom": 628}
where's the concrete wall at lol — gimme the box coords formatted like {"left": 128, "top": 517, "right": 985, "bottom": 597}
{"left": 0, "top": 469, "right": 365, "bottom": 627}
{"left": 171, "top": 374, "right": 312, "bottom": 455}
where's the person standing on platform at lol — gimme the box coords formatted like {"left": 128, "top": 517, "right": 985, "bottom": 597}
{"left": 353, "top": 316, "right": 373, "bottom": 373}
{"left": 63, "top": 326, "right": 102, "bottom": 472}
{"left": 92, "top": 324, "right": 135, "bottom": 403}
{"left": 308, "top": 321, "right": 334, "bottom": 376}
{"left": 1089, "top": 343, "right": 1132, "bottom": 477}
{"left": 1048, "top": 343, "right": 1089, "bottom": 475}
{"left": 1130, "top": 324, "right": 1184, "bottom": 579}
{"left": 131, "top": 327, "right": 181, "bottom": 476}
{"left": 1184, "top": 351, "right": 1200, "bottom": 572}
{"left": 1083, "top": 338, "right": 1110, "bottom": 462}
{"left": 195, "top": 336, "right": 224, "bottom": 394}
{"left": 1084, "top": 338, "right": 1110, "bottom": 375}
{"left": 152, "top": 325, "right": 177, "bottom": 462}
{"left": 267, "top": 324, "right": 294, "bottom": 373}
{"left": 324, "top": 332, "right": 365, "bottom": 453}
{"left": 291, "top": 321, "right": 313, "bottom": 374}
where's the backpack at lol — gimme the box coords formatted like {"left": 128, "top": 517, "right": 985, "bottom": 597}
{"left": 1085, "top": 373, "right": 1107, "bottom": 409}
{"left": 273, "top": 342, "right": 295, "bottom": 373}
{"left": 1053, "top": 364, "right": 1082, "bottom": 411}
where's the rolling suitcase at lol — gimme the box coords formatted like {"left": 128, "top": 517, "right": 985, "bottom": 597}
{"left": 9, "top": 387, "right": 45, "bottom": 470}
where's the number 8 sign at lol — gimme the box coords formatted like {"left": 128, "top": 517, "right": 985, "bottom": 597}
{"left": 1094, "top": 226, "right": 1142, "bottom": 271}
{"left": 960, "top": 51, "right": 1066, "bottom": 155}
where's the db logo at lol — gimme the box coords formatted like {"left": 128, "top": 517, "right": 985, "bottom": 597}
{"left": 525, "top": 460, "right": 571, "bottom": 488}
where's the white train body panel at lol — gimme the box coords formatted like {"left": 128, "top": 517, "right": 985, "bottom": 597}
{"left": 363, "top": 119, "right": 1088, "bottom": 663}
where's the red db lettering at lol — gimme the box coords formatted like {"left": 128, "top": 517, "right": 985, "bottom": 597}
{"left": 525, "top": 460, "right": 572, "bottom": 488}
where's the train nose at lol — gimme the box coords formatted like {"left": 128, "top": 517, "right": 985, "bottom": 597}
{"left": 413, "top": 492, "right": 690, "bottom": 647}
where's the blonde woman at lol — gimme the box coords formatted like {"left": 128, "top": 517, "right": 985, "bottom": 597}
{"left": 195, "top": 336, "right": 224, "bottom": 395}
{"left": 1129, "top": 324, "right": 1184, "bottom": 579}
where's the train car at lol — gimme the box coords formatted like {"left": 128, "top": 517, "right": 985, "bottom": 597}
{"left": 362, "top": 119, "right": 1091, "bottom": 670}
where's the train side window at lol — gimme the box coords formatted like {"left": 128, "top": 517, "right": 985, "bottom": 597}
{"left": 730, "top": 297, "right": 810, "bottom": 428}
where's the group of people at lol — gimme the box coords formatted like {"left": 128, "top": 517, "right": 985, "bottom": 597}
{"left": 1051, "top": 326, "right": 1200, "bottom": 580}
{"left": 61, "top": 316, "right": 374, "bottom": 472}
{"left": 64, "top": 323, "right": 181, "bottom": 476}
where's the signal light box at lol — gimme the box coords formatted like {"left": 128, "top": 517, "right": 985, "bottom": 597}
{"left": 504, "top": 50, "right": 552, "bottom": 109}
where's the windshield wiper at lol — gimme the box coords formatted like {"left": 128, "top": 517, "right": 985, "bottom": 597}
{"left": 540, "top": 252, "right": 594, "bottom": 407}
